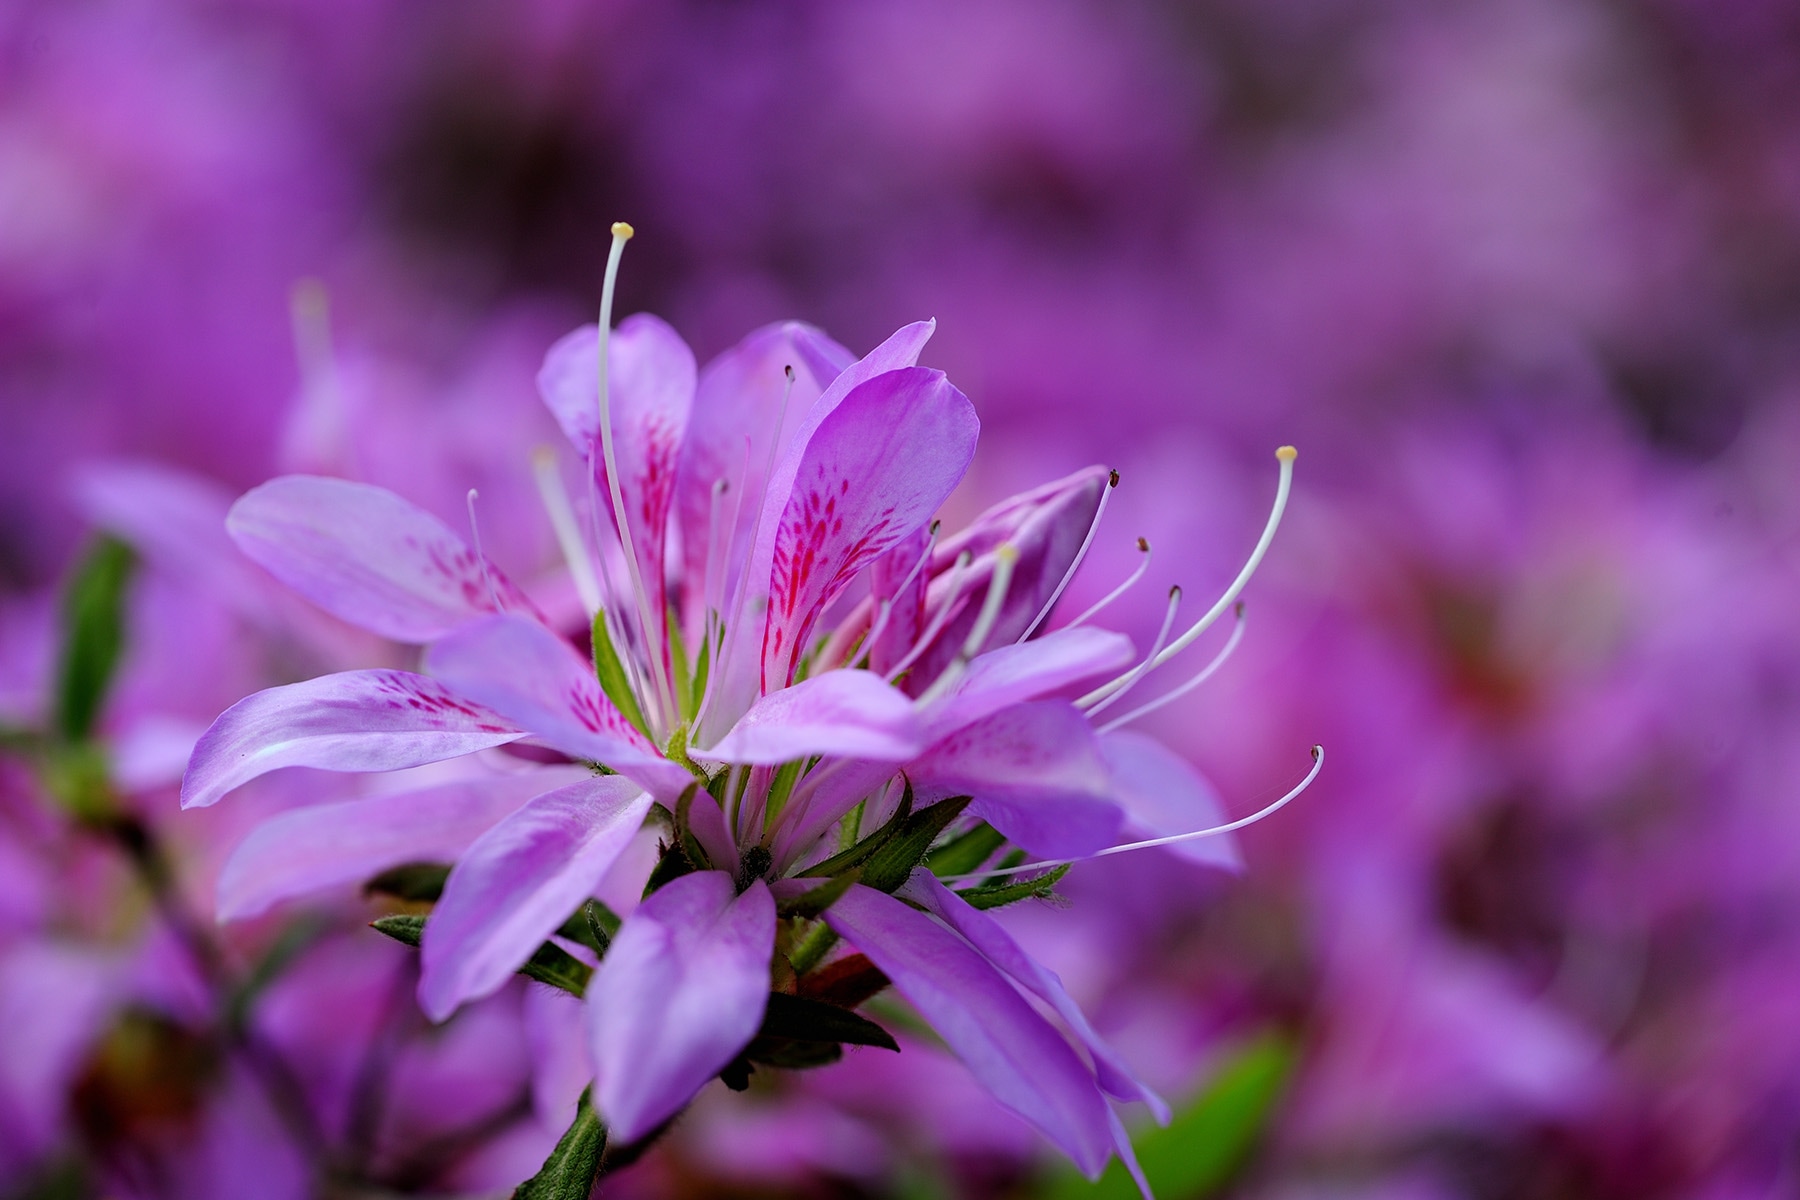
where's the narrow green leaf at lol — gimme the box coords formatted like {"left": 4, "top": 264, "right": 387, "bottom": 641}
{"left": 591, "top": 609, "right": 650, "bottom": 740}
{"left": 363, "top": 862, "right": 451, "bottom": 903}
{"left": 958, "top": 863, "right": 1071, "bottom": 911}
{"left": 558, "top": 899, "right": 621, "bottom": 956}
{"left": 668, "top": 612, "right": 693, "bottom": 722}
{"left": 776, "top": 871, "right": 859, "bottom": 920}
{"left": 741, "top": 1038, "right": 843, "bottom": 1070}
{"left": 688, "top": 629, "right": 711, "bottom": 723}
{"left": 55, "top": 536, "right": 136, "bottom": 743}
{"left": 370, "top": 914, "right": 426, "bottom": 948}
{"left": 518, "top": 941, "right": 593, "bottom": 997}
{"left": 513, "top": 1088, "right": 607, "bottom": 1200}
{"left": 1045, "top": 1033, "right": 1295, "bottom": 1200}
{"left": 757, "top": 992, "right": 899, "bottom": 1051}
{"left": 859, "top": 795, "right": 972, "bottom": 893}
{"left": 926, "top": 822, "right": 1006, "bottom": 877}
{"left": 800, "top": 784, "right": 915, "bottom": 879}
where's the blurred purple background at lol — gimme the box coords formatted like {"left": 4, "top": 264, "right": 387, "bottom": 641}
{"left": 4, "top": 1, "right": 1800, "bottom": 1197}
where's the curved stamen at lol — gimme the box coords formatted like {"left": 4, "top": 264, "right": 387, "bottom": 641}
{"left": 593, "top": 222, "right": 673, "bottom": 731}
{"left": 1083, "top": 448, "right": 1294, "bottom": 708}
{"left": 938, "top": 745, "right": 1323, "bottom": 882}
{"left": 532, "top": 447, "right": 601, "bottom": 616}
{"left": 1097, "top": 602, "right": 1246, "bottom": 733}
{"left": 820, "top": 521, "right": 941, "bottom": 673}
{"left": 464, "top": 489, "right": 501, "bottom": 611}
{"left": 915, "top": 543, "right": 1020, "bottom": 705}
{"left": 1018, "top": 468, "right": 1118, "bottom": 643}
{"left": 883, "top": 550, "right": 974, "bottom": 684}
{"left": 1077, "top": 585, "right": 1182, "bottom": 714}
{"left": 1066, "top": 537, "right": 1152, "bottom": 629}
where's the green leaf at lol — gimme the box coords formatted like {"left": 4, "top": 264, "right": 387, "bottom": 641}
{"left": 741, "top": 1038, "right": 843, "bottom": 1070}
{"left": 776, "top": 871, "right": 859, "bottom": 920}
{"left": 957, "top": 863, "right": 1071, "bottom": 911}
{"left": 591, "top": 609, "right": 650, "bottom": 740}
{"left": 372, "top": 913, "right": 593, "bottom": 998}
{"left": 370, "top": 913, "right": 425, "bottom": 947}
{"left": 796, "top": 953, "right": 891, "bottom": 1009}
{"left": 513, "top": 1088, "right": 607, "bottom": 1200}
{"left": 756, "top": 992, "right": 898, "bottom": 1051}
{"left": 363, "top": 862, "right": 451, "bottom": 903}
{"left": 799, "top": 785, "right": 914, "bottom": 879}
{"left": 926, "top": 821, "right": 1006, "bottom": 877}
{"left": 557, "top": 900, "right": 620, "bottom": 956}
{"left": 858, "top": 795, "right": 972, "bottom": 893}
{"left": 1045, "top": 1033, "right": 1295, "bottom": 1200}
{"left": 55, "top": 536, "right": 136, "bottom": 743}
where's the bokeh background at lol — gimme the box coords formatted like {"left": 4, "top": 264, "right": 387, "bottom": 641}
{"left": 4, "top": 1, "right": 1800, "bottom": 1197}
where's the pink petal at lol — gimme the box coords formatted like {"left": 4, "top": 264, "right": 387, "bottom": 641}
{"left": 899, "top": 871, "right": 1168, "bottom": 1121}
{"left": 910, "top": 701, "right": 1123, "bottom": 859}
{"left": 700, "top": 321, "right": 937, "bottom": 743}
{"left": 181, "top": 670, "right": 526, "bottom": 810}
{"left": 1099, "top": 731, "right": 1243, "bottom": 872}
{"left": 705, "top": 670, "right": 924, "bottom": 766}
{"left": 866, "top": 526, "right": 931, "bottom": 675}
{"left": 759, "top": 367, "right": 978, "bottom": 692}
{"left": 539, "top": 315, "right": 697, "bottom": 654}
{"left": 588, "top": 872, "right": 775, "bottom": 1140}
{"left": 426, "top": 614, "right": 694, "bottom": 800}
{"left": 216, "top": 770, "right": 581, "bottom": 920}
{"left": 823, "top": 882, "right": 1115, "bottom": 1177}
{"left": 921, "top": 626, "right": 1135, "bottom": 743}
{"left": 227, "top": 475, "right": 539, "bottom": 642}
{"left": 418, "top": 776, "right": 654, "bottom": 1021}
{"left": 676, "top": 322, "right": 853, "bottom": 633}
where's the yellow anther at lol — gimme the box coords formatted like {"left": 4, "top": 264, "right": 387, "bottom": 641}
{"left": 1276, "top": 445, "right": 1298, "bottom": 462}
{"left": 611, "top": 221, "right": 635, "bottom": 239}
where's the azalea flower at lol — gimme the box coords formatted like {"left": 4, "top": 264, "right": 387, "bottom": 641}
{"left": 183, "top": 224, "right": 1316, "bottom": 1193}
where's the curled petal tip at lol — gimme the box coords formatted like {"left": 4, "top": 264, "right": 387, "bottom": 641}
{"left": 1276, "top": 445, "right": 1298, "bottom": 462}
{"left": 611, "top": 221, "right": 635, "bottom": 239}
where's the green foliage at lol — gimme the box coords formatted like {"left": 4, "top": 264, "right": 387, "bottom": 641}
{"left": 512, "top": 1089, "right": 607, "bottom": 1200}
{"left": 957, "top": 863, "right": 1071, "bottom": 911}
{"left": 926, "top": 821, "right": 1006, "bottom": 877}
{"left": 363, "top": 862, "right": 451, "bottom": 903}
{"left": 858, "top": 796, "right": 972, "bottom": 893}
{"left": 776, "top": 871, "right": 859, "bottom": 920}
{"left": 371, "top": 913, "right": 595, "bottom": 998}
{"left": 55, "top": 536, "right": 136, "bottom": 743}
{"left": 756, "top": 992, "right": 898, "bottom": 1051}
{"left": 1046, "top": 1033, "right": 1295, "bottom": 1200}
{"left": 591, "top": 609, "right": 650, "bottom": 740}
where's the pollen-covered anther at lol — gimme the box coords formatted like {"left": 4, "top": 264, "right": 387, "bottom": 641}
{"left": 611, "top": 221, "right": 635, "bottom": 240}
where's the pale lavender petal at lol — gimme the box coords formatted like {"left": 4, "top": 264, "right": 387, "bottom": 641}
{"left": 676, "top": 321, "right": 853, "bottom": 631}
{"left": 538, "top": 314, "right": 697, "bottom": 650}
{"left": 181, "top": 670, "right": 525, "bottom": 810}
{"left": 921, "top": 626, "right": 1136, "bottom": 743}
{"left": 700, "top": 321, "right": 936, "bottom": 743}
{"left": 419, "top": 776, "right": 653, "bottom": 1021}
{"left": 227, "top": 475, "right": 540, "bottom": 642}
{"left": 823, "top": 883, "right": 1115, "bottom": 1176}
{"left": 900, "top": 871, "right": 1168, "bottom": 1120}
{"left": 759, "top": 367, "right": 979, "bottom": 691}
{"left": 426, "top": 614, "right": 694, "bottom": 799}
{"left": 911, "top": 701, "right": 1123, "bottom": 859}
{"left": 770, "top": 760, "right": 900, "bottom": 874}
{"left": 588, "top": 872, "right": 775, "bottom": 1140}
{"left": 705, "top": 670, "right": 924, "bottom": 766}
{"left": 216, "top": 771, "right": 579, "bottom": 920}
{"left": 867, "top": 526, "right": 931, "bottom": 675}
{"left": 1100, "top": 730, "right": 1243, "bottom": 872}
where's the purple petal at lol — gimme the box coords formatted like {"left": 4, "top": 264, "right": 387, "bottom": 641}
{"left": 216, "top": 771, "right": 579, "bottom": 920}
{"left": 900, "top": 871, "right": 1168, "bottom": 1120}
{"left": 699, "top": 321, "right": 937, "bottom": 743}
{"left": 676, "top": 322, "right": 854, "bottom": 632}
{"left": 419, "top": 776, "right": 654, "bottom": 1021}
{"left": 181, "top": 670, "right": 525, "bottom": 810}
{"left": 426, "top": 615, "right": 694, "bottom": 799}
{"left": 909, "top": 467, "right": 1110, "bottom": 686}
{"left": 1099, "top": 731, "right": 1243, "bottom": 872}
{"left": 227, "top": 475, "right": 540, "bottom": 642}
{"left": 539, "top": 315, "right": 697, "bottom": 651}
{"left": 921, "top": 626, "right": 1136, "bottom": 743}
{"left": 823, "top": 883, "right": 1115, "bottom": 1176}
{"left": 911, "top": 701, "right": 1124, "bottom": 859}
{"left": 759, "top": 367, "right": 979, "bottom": 691}
{"left": 588, "top": 871, "right": 775, "bottom": 1140}
{"left": 705, "top": 670, "right": 924, "bottom": 766}
{"left": 866, "top": 526, "right": 931, "bottom": 675}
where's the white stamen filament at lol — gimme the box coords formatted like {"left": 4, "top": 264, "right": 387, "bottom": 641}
{"left": 1017, "top": 468, "right": 1118, "bottom": 643}
{"left": 1098, "top": 602, "right": 1247, "bottom": 733}
{"left": 938, "top": 745, "right": 1323, "bottom": 882}
{"left": 883, "top": 550, "right": 974, "bottom": 683}
{"left": 532, "top": 447, "right": 601, "bottom": 615}
{"left": 1081, "top": 448, "right": 1295, "bottom": 708}
{"left": 464, "top": 489, "right": 502, "bottom": 610}
{"left": 1067, "top": 537, "right": 1152, "bottom": 629}
{"left": 1077, "top": 585, "right": 1182, "bottom": 714}
{"left": 915, "top": 543, "right": 1020, "bottom": 706}
{"left": 821, "top": 521, "right": 941, "bottom": 673}
{"left": 593, "top": 222, "right": 673, "bottom": 732}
